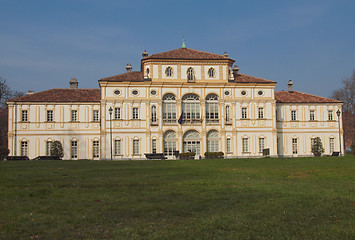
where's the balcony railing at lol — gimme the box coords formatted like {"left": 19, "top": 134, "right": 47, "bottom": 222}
{"left": 206, "top": 119, "right": 220, "bottom": 124}
{"left": 163, "top": 119, "right": 177, "bottom": 125}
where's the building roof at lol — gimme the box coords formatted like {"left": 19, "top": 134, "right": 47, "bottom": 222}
{"left": 99, "top": 71, "right": 144, "bottom": 82}
{"left": 143, "top": 48, "right": 234, "bottom": 61}
{"left": 7, "top": 89, "right": 100, "bottom": 103}
{"left": 275, "top": 91, "right": 342, "bottom": 103}
{"left": 234, "top": 73, "right": 276, "bottom": 84}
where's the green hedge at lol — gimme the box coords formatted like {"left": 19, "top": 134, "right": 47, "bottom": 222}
{"left": 179, "top": 152, "right": 196, "bottom": 158}
{"left": 204, "top": 152, "right": 224, "bottom": 158}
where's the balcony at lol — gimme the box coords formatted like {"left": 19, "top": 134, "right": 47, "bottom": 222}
{"left": 163, "top": 119, "right": 177, "bottom": 125}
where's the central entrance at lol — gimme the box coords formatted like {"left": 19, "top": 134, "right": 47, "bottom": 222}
{"left": 183, "top": 130, "right": 201, "bottom": 154}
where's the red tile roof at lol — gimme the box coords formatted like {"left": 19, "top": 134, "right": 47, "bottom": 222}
{"left": 99, "top": 71, "right": 144, "bottom": 82}
{"left": 7, "top": 89, "right": 100, "bottom": 103}
{"left": 275, "top": 91, "right": 342, "bottom": 103}
{"left": 234, "top": 73, "right": 276, "bottom": 84}
{"left": 143, "top": 48, "right": 234, "bottom": 61}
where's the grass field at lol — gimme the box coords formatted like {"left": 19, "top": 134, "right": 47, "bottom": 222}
{"left": 1, "top": 155, "right": 355, "bottom": 240}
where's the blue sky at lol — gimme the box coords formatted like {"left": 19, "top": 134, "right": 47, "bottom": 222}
{"left": 1, "top": 0, "right": 354, "bottom": 97}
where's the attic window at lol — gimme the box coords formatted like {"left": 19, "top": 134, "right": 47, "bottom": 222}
{"left": 132, "top": 90, "right": 139, "bottom": 96}
{"left": 258, "top": 91, "right": 263, "bottom": 96}
{"left": 241, "top": 91, "right": 247, "bottom": 96}
{"left": 165, "top": 67, "right": 173, "bottom": 77}
{"left": 208, "top": 68, "right": 215, "bottom": 78}
{"left": 187, "top": 67, "right": 194, "bottom": 82}
{"left": 114, "top": 90, "right": 121, "bottom": 95}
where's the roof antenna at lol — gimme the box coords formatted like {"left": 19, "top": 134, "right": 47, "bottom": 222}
{"left": 181, "top": 33, "right": 186, "bottom": 48}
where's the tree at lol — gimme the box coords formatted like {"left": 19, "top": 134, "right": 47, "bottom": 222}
{"left": 311, "top": 137, "right": 325, "bottom": 156}
{"left": 50, "top": 141, "right": 64, "bottom": 158}
{"left": 0, "top": 77, "right": 12, "bottom": 108}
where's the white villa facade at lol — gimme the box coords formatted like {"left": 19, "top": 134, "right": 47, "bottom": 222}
{"left": 7, "top": 47, "right": 344, "bottom": 159}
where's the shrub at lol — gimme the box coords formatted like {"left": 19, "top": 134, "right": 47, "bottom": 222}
{"left": 311, "top": 137, "right": 325, "bottom": 156}
{"left": 50, "top": 141, "right": 64, "bottom": 158}
{"left": 204, "top": 152, "right": 224, "bottom": 158}
{"left": 351, "top": 142, "right": 355, "bottom": 156}
{"left": 0, "top": 146, "right": 10, "bottom": 160}
{"left": 179, "top": 152, "right": 196, "bottom": 159}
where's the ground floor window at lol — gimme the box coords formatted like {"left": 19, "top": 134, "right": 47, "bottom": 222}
{"left": 46, "top": 141, "right": 52, "bottom": 156}
{"left": 133, "top": 139, "right": 139, "bottom": 155}
{"left": 259, "top": 138, "right": 265, "bottom": 153}
{"left": 21, "top": 141, "right": 28, "bottom": 156}
{"left": 93, "top": 140, "right": 99, "bottom": 158}
{"left": 114, "top": 140, "right": 121, "bottom": 156}
{"left": 71, "top": 140, "right": 78, "bottom": 159}
{"left": 183, "top": 130, "right": 200, "bottom": 154}
{"left": 164, "top": 131, "right": 177, "bottom": 156}
{"left": 226, "top": 138, "right": 231, "bottom": 153}
{"left": 292, "top": 138, "right": 298, "bottom": 154}
{"left": 207, "top": 130, "right": 219, "bottom": 152}
{"left": 242, "top": 138, "right": 248, "bottom": 152}
{"left": 152, "top": 139, "right": 157, "bottom": 153}
{"left": 329, "top": 138, "right": 334, "bottom": 153}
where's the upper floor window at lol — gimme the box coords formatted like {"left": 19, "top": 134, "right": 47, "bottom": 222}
{"left": 21, "top": 110, "right": 28, "bottom": 122}
{"left": 208, "top": 68, "right": 215, "bottom": 78}
{"left": 93, "top": 110, "right": 99, "bottom": 122}
{"left": 328, "top": 110, "right": 333, "bottom": 121}
{"left": 187, "top": 67, "right": 194, "bottom": 82}
{"left": 145, "top": 68, "right": 150, "bottom": 78}
{"left": 71, "top": 110, "right": 78, "bottom": 122}
{"left": 132, "top": 107, "right": 139, "bottom": 120}
{"left": 206, "top": 94, "right": 219, "bottom": 122}
{"left": 242, "top": 108, "right": 247, "bottom": 119}
{"left": 291, "top": 110, "right": 297, "bottom": 121}
{"left": 151, "top": 106, "right": 157, "bottom": 124}
{"left": 163, "top": 94, "right": 177, "bottom": 122}
{"left": 258, "top": 108, "right": 264, "bottom": 119}
{"left": 165, "top": 67, "right": 173, "bottom": 77}
{"left": 310, "top": 110, "right": 315, "bottom": 121}
{"left": 47, "top": 110, "right": 53, "bottom": 122}
{"left": 114, "top": 107, "right": 121, "bottom": 120}
{"left": 226, "top": 106, "right": 231, "bottom": 123}
{"left": 182, "top": 94, "right": 200, "bottom": 121}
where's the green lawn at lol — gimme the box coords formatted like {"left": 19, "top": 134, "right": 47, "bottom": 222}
{"left": 1, "top": 156, "right": 355, "bottom": 240}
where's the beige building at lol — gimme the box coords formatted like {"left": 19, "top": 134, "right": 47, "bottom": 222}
{"left": 7, "top": 47, "right": 344, "bottom": 159}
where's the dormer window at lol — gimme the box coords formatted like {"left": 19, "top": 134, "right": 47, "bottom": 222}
{"left": 165, "top": 67, "right": 173, "bottom": 77}
{"left": 145, "top": 68, "right": 150, "bottom": 78}
{"left": 187, "top": 67, "right": 194, "bottom": 82}
{"left": 208, "top": 68, "right": 215, "bottom": 78}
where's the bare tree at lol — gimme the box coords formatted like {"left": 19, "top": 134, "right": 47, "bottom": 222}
{"left": 0, "top": 77, "right": 12, "bottom": 108}
{"left": 331, "top": 70, "right": 355, "bottom": 113}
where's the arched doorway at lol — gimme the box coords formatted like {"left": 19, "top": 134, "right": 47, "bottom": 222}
{"left": 183, "top": 130, "right": 201, "bottom": 154}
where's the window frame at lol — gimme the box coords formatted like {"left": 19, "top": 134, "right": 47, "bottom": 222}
{"left": 71, "top": 110, "right": 78, "bottom": 122}
{"left": 21, "top": 110, "right": 28, "bottom": 122}
{"left": 328, "top": 110, "right": 333, "bottom": 121}
{"left": 291, "top": 110, "right": 297, "bottom": 121}
{"left": 93, "top": 140, "right": 99, "bottom": 158}
{"left": 114, "top": 139, "right": 121, "bottom": 156}
{"left": 242, "top": 108, "right": 247, "bottom": 119}
{"left": 46, "top": 110, "right": 53, "bottom": 122}
{"left": 258, "top": 108, "right": 264, "bottom": 119}
{"left": 132, "top": 107, "right": 139, "bottom": 120}
{"left": 242, "top": 138, "right": 249, "bottom": 152}
{"left": 310, "top": 110, "right": 315, "bottom": 121}
{"left": 93, "top": 110, "right": 99, "bottom": 122}
{"left": 71, "top": 140, "right": 78, "bottom": 159}
{"left": 114, "top": 107, "right": 121, "bottom": 120}
{"left": 133, "top": 139, "right": 140, "bottom": 155}
{"left": 292, "top": 138, "right": 298, "bottom": 154}
{"left": 21, "top": 141, "right": 28, "bottom": 156}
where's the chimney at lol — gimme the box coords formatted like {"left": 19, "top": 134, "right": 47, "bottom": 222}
{"left": 233, "top": 65, "right": 239, "bottom": 74}
{"left": 70, "top": 78, "right": 78, "bottom": 89}
{"left": 26, "top": 90, "right": 35, "bottom": 95}
{"left": 126, "top": 64, "right": 132, "bottom": 72}
{"left": 224, "top": 52, "right": 228, "bottom": 57}
{"left": 142, "top": 50, "right": 148, "bottom": 58}
{"left": 288, "top": 80, "right": 294, "bottom": 93}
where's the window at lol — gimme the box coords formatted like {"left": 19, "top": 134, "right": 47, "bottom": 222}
{"left": 329, "top": 138, "right": 334, "bottom": 153}
{"left": 46, "top": 141, "right": 52, "bottom": 156}
{"left": 132, "top": 108, "right": 139, "bottom": 119}
{"left": 164, "top": 131, "right": 177, "bottom": 156}
{"left": 132, "top": 90, "right": 139, "bottom": 96}
{"left": 276, "top": 110, "right": 278, "bottom": 121}
{"left": 165, "top": 67, "right": 173, "bottom": 77}
{"left": 71, "top": 140, "right": 78, "bottom": 159}
{"left": 242, "top": 138, "right": 248, "bottom": 152}
{"left": 207, "top": 130, "right": 219, "bottom": 152}
{"left": 93, "top": 110, "right": 99, "bottom": 122}
{"left": 93, "top": 140, "right": 99, "bottom": 158}
{"left": 47, "top": 110, "right": 53, "bottom": 122}
{"left": 114, "top": 107, "right": 121, "bottom": 120}
{"left": 183, "top": 130, "right": 200, "bottom": 154}
{"left": 226, "top": 138, "right": 231, "bottom": 153}
{"left": 151, "top": 106, "right": 157, "bottom": 124}
{"left": 114, "top": 140, "right": 121, "bottom": 156}
{"left": 146, "top": 68, "right": 150, "bottom": 78}
{"left": 114, "top": 89, "right": 121, "bottom": 95}
{"left": 224, "top": 91, "right": 230, "bottom": 96}
{"left": 133, "top": 139, "right": 139, "bottom": 155}
{"left": 259, "top": 138, "right": 265, "bottom": 153}
{"left": 151, "top": 90, "right": 157, "bottom": 95}
{"left": 242, "top": 108, "right": 247, "bottom": 119}
{"left": 71, "top": 110, "right": 78, "bottom": 122}
{"left": 163, "top": 94, "right": 177, "bottom": 123}
{"left": 187, "top": 67, "right": 194, "bottom": 82}
{"left": 152, "top": 139, "right": 157, "bottom": 153}
{"left": 208, "top": 68, "right": 215, "bottom": 78}
{"left": 241, "top": 91, "right": 247, "bottom": 96}
{"left": 292, "top": 138, "right": 298, "bottom": 154}
{"left": 310, "top": 110, "right": 315, "bottom": 121}
{"left": 311, "top": 137, "right": 316, "bottom": 151}
{"left": 206, "top": 94, "right": 219, "bottom": 122}
{"left": 182, "top": 94, "right": 200, "bottom": 122}
{"left": 21, "top": 110, "right": 28, "bottom": 122}
{"left": 328, "top": 110, "right": 333, "bottom": 121}
{"left": 21, "top": 141, "right": 28, "bottom": 156}
{"left": 226, "top": 106, "right": 231, "bottom": 123}
{"left": 291, "top": 110, "right": 296, "bottom": 121}
{"left": 258, "top": 108, "right": 264, "bottom": 119}
{"left": 258, "top": 91, "right": 263, "bottom": 96}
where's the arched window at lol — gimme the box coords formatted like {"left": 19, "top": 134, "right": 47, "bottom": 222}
{"left": 183, "top": 130, "right": 201, "bottom": 154}
{"left": 151, "top": 105, "right": 157, "bottom": 124}
{"left": 208, "top": 68, "right": 215, "bottom": 78}
{"left": 165, "top": 67, "right": 173, "bottom": 77}
{"left": 146, "top": 68, "right": 150, "bottom": 78}
{"left": 206, "top": 94, "right": 219, "bottom": 123}
{"left": 187, "top": 67, "right": 194, "bottom": 82}
{"left": 163, "top": 94, "right": 177, "bottom": 123}
{"left": 182, "top": 94, "right": 200, "bottom": 123}
{"left": 225, "top": 105, "right": 231, "bottom": 123}
{"left": 164, "top": 131, "right": 177, "bottom": 156}
{"left": 207, "top": 130, "right": 219, "bottom": 152}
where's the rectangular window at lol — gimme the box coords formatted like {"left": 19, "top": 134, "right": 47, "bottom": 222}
{"left": 114, "top": 140, "right": 121, "bottom": 156}
{"left": 259, "top": 138, "right": 265, "bottom": 152}
{"left": 21, "top": 110, "right": 28, "bottom": 122}
{"left": 93, "top": 140, "right": 99, "bottom": 158}
{"left": 71, "top": 140, "right": 78, "bottom": 159}
{"left": 242, "top": 108, "right": 247, "bottom": 119}
{"left": 329, "top": 138, "right": 334, "bottom": 153}
{"left": 152, "top": 139, "right": 157, "bottom": 153}
{"left": 242, "top": 138, "right": 248, "bottom": 152}
{"left": 71, "top": 110, "right": 78, "bottom": 122}
{"left": 291, "top": 110, "right": 297, "bottom": 121}
{"left": 258, "top": 108, "right": 264, "bottom": 119}
{"left": 226, "top": 138, "right": 231, "bottom": 153}
{"left": 310, "top": 110, "right": 315, "bottom": 121}
{"left": 114, "top": 107, "right": 121, "bottom": 120}
{"left": 328, "top": 110, "right": 333, "bottom": 121}
{"left": 292, "top": 138, "right": 298, "bottom": 154}
{"left": 133, "top": 139, "right": 139, "bottom": 155}
{"left": 93, "top": 110, "right": 99, "bottom": 122}
{"left": 132, "top": 108, "right": 139, "bottom": 120}
{"left": 47, "top": 110, "right": 53, "bottom": 122}
{"left": 21, "top": 141, "right": 28, "bottom": 156}
{"left": 46, "top": 141, "right": 52, "bottom": 156}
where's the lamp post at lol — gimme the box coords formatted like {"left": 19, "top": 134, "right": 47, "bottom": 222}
{"left": 108, "top": 107, "right": 113, "bottom": 160}
{"left": 336, "top": 109, "right": 342, "bottom": 156}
